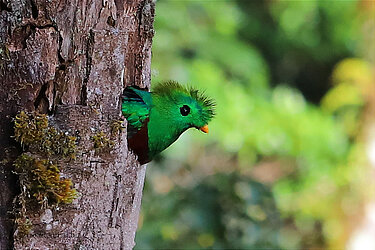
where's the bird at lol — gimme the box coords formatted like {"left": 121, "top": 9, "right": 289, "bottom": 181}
{"left": 122, "top": 81, "right": 216, "bottom": 164}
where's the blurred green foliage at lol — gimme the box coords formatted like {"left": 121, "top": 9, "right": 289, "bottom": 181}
{"left": 135, "top": 0, "right": 373, "bottom": 249}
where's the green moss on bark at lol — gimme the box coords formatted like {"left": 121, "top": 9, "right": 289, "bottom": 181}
{"left": 14, "top": 154, "right": 78, "bottom": 204}
{"left": 12, "top": 111, "right": 79, "bottom": 237}
{"left": 14, "top": 111, "right": 77, "bottom": 159}
{"left": 14, "top": 217, "right": 32, "bottom": 238}
{"left": 110, "top": 119, "right": 125, "bottom": 135}
{"left": 92, "top": 131, "right": 114, "bottom": 152}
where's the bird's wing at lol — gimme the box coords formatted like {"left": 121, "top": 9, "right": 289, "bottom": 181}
{"left": 122, "top": 87, "right": 151, "bottom": 137}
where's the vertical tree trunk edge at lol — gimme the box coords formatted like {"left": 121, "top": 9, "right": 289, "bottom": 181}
{"left": 0, "top": 0, "right": 155, "bottom": 248}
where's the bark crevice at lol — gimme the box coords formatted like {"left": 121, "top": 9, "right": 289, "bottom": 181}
{"left": 29, "top": 0, "right": 38, "bottom": 19}
{"left": 81, "top": 29, "right": 94, "bottom": 106}
{"left": 0, "top": 1, "right": 12, "bottom": 12}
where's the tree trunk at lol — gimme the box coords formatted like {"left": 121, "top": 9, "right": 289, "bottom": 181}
{"left": 0, "top": 0, "right": 154, "bottom": 249}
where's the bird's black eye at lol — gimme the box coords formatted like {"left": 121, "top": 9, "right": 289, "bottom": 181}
{"left": 180, "top": 105, "right": 190, "bottom": 116}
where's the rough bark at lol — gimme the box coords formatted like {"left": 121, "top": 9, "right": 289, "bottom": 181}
{"left": 0, "top": 0, "right": 154, "bottom": 248}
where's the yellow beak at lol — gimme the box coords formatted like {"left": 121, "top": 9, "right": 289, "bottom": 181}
{"left": 199, "top": 125, "right": 209, "bottom": 134}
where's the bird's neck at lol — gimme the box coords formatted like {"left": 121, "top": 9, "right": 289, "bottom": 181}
{"left": 147, "top": 115, "right": 187, "bottom": 159}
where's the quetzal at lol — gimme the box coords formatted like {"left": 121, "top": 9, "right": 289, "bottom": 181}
{"left": 122, "top": 81, "right": 215, "bottom": 164}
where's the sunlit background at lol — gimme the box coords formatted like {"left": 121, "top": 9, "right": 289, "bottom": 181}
{"left": 135, "top": 0, "right": 375, "bottom": 249}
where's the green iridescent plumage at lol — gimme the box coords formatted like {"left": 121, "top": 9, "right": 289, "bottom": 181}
{"left": 122, "top": 81, "right": 216, "bottom": 164}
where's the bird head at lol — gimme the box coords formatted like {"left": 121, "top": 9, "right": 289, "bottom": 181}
{"left": 152, "top": 81, "right": 216, "bottom": 134}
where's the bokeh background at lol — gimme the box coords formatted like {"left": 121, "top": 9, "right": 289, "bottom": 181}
{"left": 135, "top": 0, "right": 375, "bottom": 249}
